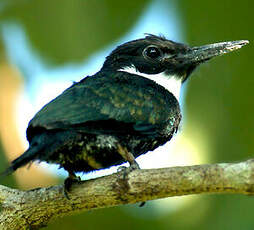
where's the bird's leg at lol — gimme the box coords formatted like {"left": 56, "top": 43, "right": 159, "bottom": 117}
{"left": 116, "top": 144, "right": 146, "bottom": 207}
{"left": 63, "top": 170, "right": 81, "bottom": 199}
{"left": 116, "top": 144, "right": 140, "bottom": 170}
{"left": 116, "top": 144, "right": 140, "bottom": 180}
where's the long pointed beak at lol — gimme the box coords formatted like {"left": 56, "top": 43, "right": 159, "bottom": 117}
{"left": 179, "top": 40, "right": 249, "bottom": 64}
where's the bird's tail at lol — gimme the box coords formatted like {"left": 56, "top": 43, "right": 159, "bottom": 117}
{"left": 1, "top": 144, "right": 41, "bottom": 177}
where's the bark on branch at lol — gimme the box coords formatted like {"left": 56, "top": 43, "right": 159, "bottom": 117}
{"left": 1, "top": 159, "right": 254, "bottom": 229}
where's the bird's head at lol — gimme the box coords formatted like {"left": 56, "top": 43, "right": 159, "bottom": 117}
{"left": 102, "top": 34, "right": 248, "bottom": 99}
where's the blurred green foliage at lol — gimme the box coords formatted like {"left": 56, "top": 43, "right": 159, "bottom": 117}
{"left": 0, "top": 0, "right": 253, "bottom": 229}
{"left": 181, "top": 0, "right": 254, "bottom": 163}
{"left": 0, "top": 0, "right": 150, "bottom": 65}
{"left": 178, "top": 1, "right": 254, "bottom": 229}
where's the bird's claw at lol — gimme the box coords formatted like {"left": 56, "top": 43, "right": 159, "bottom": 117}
{"left": 63, "top": 175, "right": 81, "bottom": 199}
{"left": 130, "top": 161, "right": 140, "bottom": 170}
{"left": 117, "top": 161, "right": 140, "bottom": 180}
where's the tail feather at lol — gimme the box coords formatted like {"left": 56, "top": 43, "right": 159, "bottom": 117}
{"left": 1, "top": 145, "right": 41, "bottom": 177}
{"left": 1, "top": 131, "right": 78, "bottom": 177}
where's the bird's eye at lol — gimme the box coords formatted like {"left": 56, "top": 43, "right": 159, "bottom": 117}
{"left": 143, "top": 46, "right": 162, "bottom": 59}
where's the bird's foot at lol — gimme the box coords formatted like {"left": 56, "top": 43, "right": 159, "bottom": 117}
{"left": 117, "top": 166, "right": 130, "bottom": 180}
{"left": 117, "top": 162, "right": 145, "bottom": 207}
{"left": 129, "top": 162, "right": 146, "bottom": 207}
{"left": 117, "top": 144, "right": 140, "bottom": 171}
{"left": 129, "top": 161, "right": 140, "bottom": 170}
{"left": 117, "top": 161, "right": 140, "bottom": 180}
{"left": 63, "top": 171, "right": 81, "bottom": 199}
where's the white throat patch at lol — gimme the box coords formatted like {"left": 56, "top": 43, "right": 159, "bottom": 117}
{"left": 118, "top": 66, "right": 182, "bottom": 100}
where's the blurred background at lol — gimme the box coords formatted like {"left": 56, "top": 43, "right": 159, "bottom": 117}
{"left": 0, "top": 0, "right": 253, "bottom": 229}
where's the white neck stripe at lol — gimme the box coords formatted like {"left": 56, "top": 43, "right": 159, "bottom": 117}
{"left": 118, "top": 66, "right": 182, "bottom": 100}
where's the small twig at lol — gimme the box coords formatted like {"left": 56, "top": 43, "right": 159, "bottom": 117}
{"left": 1, "top": 159, "right": 254, "bottom": 229}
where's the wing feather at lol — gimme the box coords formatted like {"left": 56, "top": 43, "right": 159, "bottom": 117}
{"left": 27, "top": 72, "right": 179, "bottom": 141}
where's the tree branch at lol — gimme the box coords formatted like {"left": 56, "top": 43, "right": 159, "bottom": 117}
{"left": 1, "top": 159, "right": 254, "bottom": 229}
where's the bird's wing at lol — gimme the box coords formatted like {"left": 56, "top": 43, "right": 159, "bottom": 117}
{"left": 27, "top": 72, "right": 179, "bottom": 140}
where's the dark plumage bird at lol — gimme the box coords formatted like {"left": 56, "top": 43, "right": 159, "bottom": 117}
{"left": 2, "top": 34, "right": 248, "bottom": 186}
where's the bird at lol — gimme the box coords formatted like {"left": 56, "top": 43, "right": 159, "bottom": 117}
{"left": 2, "top": 34, "right": 248, "bottom": 189}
